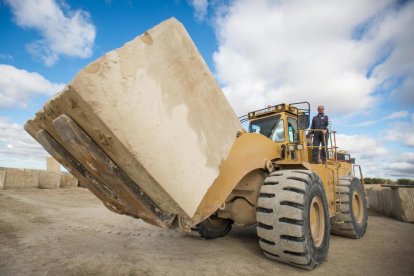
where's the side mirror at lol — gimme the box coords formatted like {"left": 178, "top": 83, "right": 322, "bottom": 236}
{"left": 350, "top": 158, "right": 355, "bottom": 164}
{"left": 298, "top": 114, "right": 310, "bottom": 130}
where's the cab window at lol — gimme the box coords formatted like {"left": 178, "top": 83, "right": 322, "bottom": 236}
{"left": 271, "top": 119, "right": 285, "bottom": 142}
{"left": 287, "top": 117, "right": 299, "bottom": 143}
{"left": 249, "top": 115, "right": 281, "bottom": 138}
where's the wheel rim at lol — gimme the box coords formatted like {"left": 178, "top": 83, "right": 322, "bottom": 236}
{"left": 352, "top": 191, "right": 364, "bottom": 223}
{"left": 310, "top": 196, "right": 325, "bottom": 248}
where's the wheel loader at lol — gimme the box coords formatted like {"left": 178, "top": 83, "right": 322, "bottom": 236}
{"left": 212, "top": 102, "right": 368, "bottom": 270}
{"left": 24, "top": 18, "right": 368, "bottom": 270}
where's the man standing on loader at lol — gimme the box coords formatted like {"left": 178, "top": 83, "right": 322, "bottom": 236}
{"left": 309, "top": 105, "right": 331, "bottom": 163}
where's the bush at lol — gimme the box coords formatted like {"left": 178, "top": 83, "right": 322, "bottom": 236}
{"left": 397, "top": 179, "right": 414, "bottom": 186}
{"left": 363, "top": 177, "right": 396, "bottom": 185}
{"left": 364, "top": 178, "right": 373, "bottom": 184}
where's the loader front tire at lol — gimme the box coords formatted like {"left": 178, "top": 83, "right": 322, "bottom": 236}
{"left": 196, "top": 216, "right": 233, "bottom": 239}
{"left": 331, "top": 177, "right": 367, "bottom": 238}
{"left": 256, "top": 170, "right": 330, "bottom": 270}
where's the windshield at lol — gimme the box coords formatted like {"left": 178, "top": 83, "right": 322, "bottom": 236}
{"left": 249, "top": 115, "right": 283, "bottom": 141}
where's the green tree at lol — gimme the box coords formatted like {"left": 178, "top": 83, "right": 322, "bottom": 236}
{"left": 364, "top": 178, "right": 373, "bottom": 184}
{"left": 397, "top": 179, "right": 414, "bottom": 186}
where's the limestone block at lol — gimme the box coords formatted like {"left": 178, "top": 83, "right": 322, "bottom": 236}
{"left": 367, "top": 186, "right": 414, "bottom": 223}
{"left": 60, "top": 173, "right": 78, "bottom": 188}
{"left": 78, "top": 181, "right": 88, "bottom": 188}
{"left": 25, "top": 18, "right": 242, "bottom": 222}
{"left": 4, "top": 169, "right": 39, "bottom": 189}
{"left": 367, "top": 188, "right": 394, "bottom": 217}
{"left": 0, "top": 170, "right": 6, "bottom": 189}
{"left": 39, "top": 171, "right": 61, "bottom": 189}
{"left": 397, "top": 188, "right": 414, "bottom": 222}
{"left": 46, "top": 157, "right": 61, "bottom": 172}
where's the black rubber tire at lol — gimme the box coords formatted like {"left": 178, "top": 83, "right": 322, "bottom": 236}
{"left": 331, "top": 177, "right": 368, "bottom": 238}
{"left": 196, "top": 216, "right": 233, "bottom": 239}
{"left": 256, "top": 170, "right": 330, "bottom": 270}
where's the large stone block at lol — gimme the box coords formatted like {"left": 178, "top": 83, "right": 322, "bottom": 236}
{"left": 3, "top": 169, "right": 39, "bottom": 189}
{"left": 397, "top": 187, "right": 414, "bottom": 222}
{"left": 25, "top": 18, "right": 241, "bottom": 224}
{"left": 60, "top": 173, "right": 78, "bottom": 188}
{"left": 46, "top": 157, "right": 61, "bottom": 172}
{"left": 0, "top": 170, "right": 6, "bottom": 189}
{"left": 367, "top": 186, "right": 414, "bottom": 223}
{"left": 39, "top": 171, "right": 61, "bottom": 189}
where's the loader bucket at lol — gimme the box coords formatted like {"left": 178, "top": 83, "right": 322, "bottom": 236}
{"left": 25, "top": 18, "right": 248, "bottom": 230}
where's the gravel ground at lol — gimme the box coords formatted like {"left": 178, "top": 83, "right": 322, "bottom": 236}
{"left": 0, "top": 188, "right": 413, "bottom": 276}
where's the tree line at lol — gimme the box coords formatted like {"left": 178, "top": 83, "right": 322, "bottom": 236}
{"left": 363, "top": 178, "right": 414, "bottom": 185}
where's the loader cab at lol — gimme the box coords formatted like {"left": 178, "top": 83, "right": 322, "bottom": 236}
{"left": 245, "top": 103, "right": 310, "bottom": 144}
{"left": 240, "top": 102, "right": 310, "bottom": 161}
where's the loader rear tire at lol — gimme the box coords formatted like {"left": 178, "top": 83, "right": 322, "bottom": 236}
{"left": 256, "top": 170, "right": 330, "bottom": 270}
{"left": 331, "top": 177, "right": 367, "bottom": 238}
{"left": 196, "top": 216, "right": 233, "bottom": 239}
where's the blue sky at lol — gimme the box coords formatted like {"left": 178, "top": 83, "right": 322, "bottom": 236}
{"left": 0, "top": 0, "right": 413, "bottom": 179}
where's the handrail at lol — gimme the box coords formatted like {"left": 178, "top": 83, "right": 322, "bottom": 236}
{"left": 289, "top": 102, "right": 310, "bottom": 116}
{"left": 305, "top": 129, "right": 337, "bottom": 162}
{"left": 238, "top": 115, "right": 249, "bottom": 123}
{"left": 353, "top": 165, "right": 365, "bottom": 185}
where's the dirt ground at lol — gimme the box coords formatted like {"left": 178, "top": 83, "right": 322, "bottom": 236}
{"left": 0, "top": 188, "right": 413, "bottom": 276}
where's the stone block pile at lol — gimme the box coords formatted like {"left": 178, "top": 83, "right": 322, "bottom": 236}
{"left": 0, "top": 167, "right": 78, "bottom": 190}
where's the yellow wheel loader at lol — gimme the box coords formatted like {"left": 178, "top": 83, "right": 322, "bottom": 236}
{"left": 25, "top": 18, "right": 367, "bottom": 270}
{"left": 222, "top": 102, "right": 368, "bottom": 269}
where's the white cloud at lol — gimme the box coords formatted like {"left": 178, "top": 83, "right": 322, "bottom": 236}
{"left": 383, "top": 110, "right": 409, "bottom": 120}
{"left": 354, "top": 120, "right": 377, "bottom": 127}
{"left": 189, "top": 0, "right": 209, "bottom": 21}
{"left": 336, "top": 133, "right": 414, "bottom": 178}
{"left": 384, "top": 160, "right": 414, "bottom": 178}
{"left": 0, "top": 54, "right": 13, "bottom": 61}
{"left": 212, "top": 0, "right": 414, "bottom": 116}
{"left": 388, "top": 162, "right": 414, "bottom": 170}
{"left": 377, "top": 152, "right": 414, "bottom": 178}
{"left": 5, "top": 0, "right": 96, "bottom": 66}
{"left": 0, "top": 117, "right": 49, "bottom": 169}
{"left": 336, "top": 134, "right": 387, "bottom": 161}
{"left": 336, "top": 134, "right": 388, "bottom": 177}
{"left": 0, "top": 64, "right": 64, "bottom": 108}
{"left": 384, "top": 121, "right": 414, "bottom": 147}
{"left": 400, "top": 152, "right": 414, "bottom": 164}
{"left": 369, "top": 2, "right": 414, "bottom": 107}
{"left": 385, "top": 128, "right": 414, "bottom": 147}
